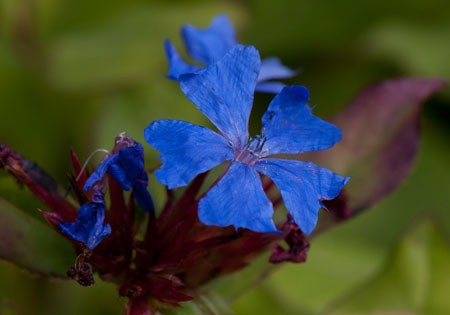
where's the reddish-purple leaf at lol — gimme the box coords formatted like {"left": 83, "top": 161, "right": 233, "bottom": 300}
{"left": 0, "top": 144, "right": 77, "bottom": 221}
{"left": 306, "top": 78, "right": 447, "bottom": 216}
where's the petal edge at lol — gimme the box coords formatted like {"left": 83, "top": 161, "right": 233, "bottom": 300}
{"left": 255, "top": 158, "right": 349, "bottom": 235}
{"left": 145, "top": 119, "right": 233, "bottom": 189}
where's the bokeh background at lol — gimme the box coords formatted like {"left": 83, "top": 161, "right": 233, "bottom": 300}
{"left": 1, "top": 0, "right": 449, "bottom": 314}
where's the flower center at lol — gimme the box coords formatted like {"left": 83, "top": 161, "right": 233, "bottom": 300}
{"left": 235, "top": 134, "right": 268, "bottom": 165}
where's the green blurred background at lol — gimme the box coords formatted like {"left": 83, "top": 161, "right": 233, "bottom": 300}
{"left": 1, "top": 0, "right": 449, "bottom": 314}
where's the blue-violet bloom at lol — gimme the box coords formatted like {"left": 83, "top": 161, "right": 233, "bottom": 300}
{"left": 164, "top": 14, "right": 297, "bottom": 94}
{"left": 84, "top": 141, "right": 154, "bottom": 212}
{"left": 60, "top": 188, "right": 111, "bottom": 249}
{"left": 145, "top": 44, "right": 350, "bottom": 235}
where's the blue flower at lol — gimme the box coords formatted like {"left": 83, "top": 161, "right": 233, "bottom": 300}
{"left": 60, "top": 189, "right": 111, "bottom": 249}
{"left": 145, "top": 45, "right": 350, "bottom": 235}
{"left": 84, "top": 142, "right": 154, "bottom": 212}
{"left": 165, "top": 14, "right": 298, "bottom": 94}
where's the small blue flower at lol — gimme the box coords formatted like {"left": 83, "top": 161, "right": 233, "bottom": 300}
{"left": 165, "top": 14, "right": 298, "bottom": 94}
{"left": 145, "top": 45, "right": 350, "bottom": 235}
{"left": 60, "top": 189, "right": 111, "bottom": 250}
{"left": 84, "top": 142, "right": 154, "bottom": 212}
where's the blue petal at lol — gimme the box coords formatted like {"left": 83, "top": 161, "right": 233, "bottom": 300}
{"left": 255, "top": 81, "right": 287, "bottom": 94}
{"left": 118, "top": 144, "right": 145, "bottom": 181}
{"left": 132, "top": 181, "right": 155, "bottom": 212}
{"left": 258, "top": 57, "right": 298, "bottom": 82}
{"left": 117, "top": 143, "right": 154, "bottom": 212}
{"left": 254, "top": 158, "right": 350, "bottom": 235}
{"left": 145, "top": 119, "right": 234, "bottom": 189}
{"left": 181, "top": 14, "right": 237, "bottom": 65}
{"left": 83, "top": 155, "right": 120, "bottom": 191}
{"left": 164, "top": 39, "right": 201, "bottom": 80}
{"left": 60, "top": 197, "right": 111, "bottom": 249}
{"left": 198, "top": 161, "right": 278, "bottom": 233}
{"left": 179, "top": 45, "right": 260, "bottom": 149}
{"left": 83, "top": 144, "right": 154, "bottom": 212}
{"left": 261, "top": 85, "right": 342, "bottom": 156}
{"left": 108, "top": 163, "right": 132, "bottom": 190}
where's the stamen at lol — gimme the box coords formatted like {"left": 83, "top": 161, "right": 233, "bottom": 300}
{"left": 247, "top": 135, "right": 267, "bottom": 157}
{"left": 75, "top": 148, "right": 110, "bottom": 182}
{"left": 235, "top": 134, "right": 268, "bottom": 165}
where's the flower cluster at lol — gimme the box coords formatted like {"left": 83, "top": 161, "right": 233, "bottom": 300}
{"left": 53, "top": 15, "right": 347, "bottom": 254}
{"left": 164, "top": 14, "right": 298, "bottom": 93}
{"left": 0, "top": 14, "right": 356, "bottom": 314}
{"left": 149, "top": 44, "right": 349, "bottom": 235}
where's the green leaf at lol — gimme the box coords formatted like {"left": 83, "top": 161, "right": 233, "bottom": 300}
{"left": 230, "top": 220, "right": 450, "bottom": 315}
{"left": 0, "top": 197, "right": 74, "bottom": 277}
{"left": 425, "top": 227, "right": 450, "bottom": 314}
{"left": 328, "top": 221, "right": 450, "bottom": 314}
{"left": 0, "top": 174, "right": 47, "bottom": 220}
{"left": 230, "top": 230, "right": 386, "bottom": 314}
{"left": 306, "top": 79, "right": 447, "bottom": 213}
